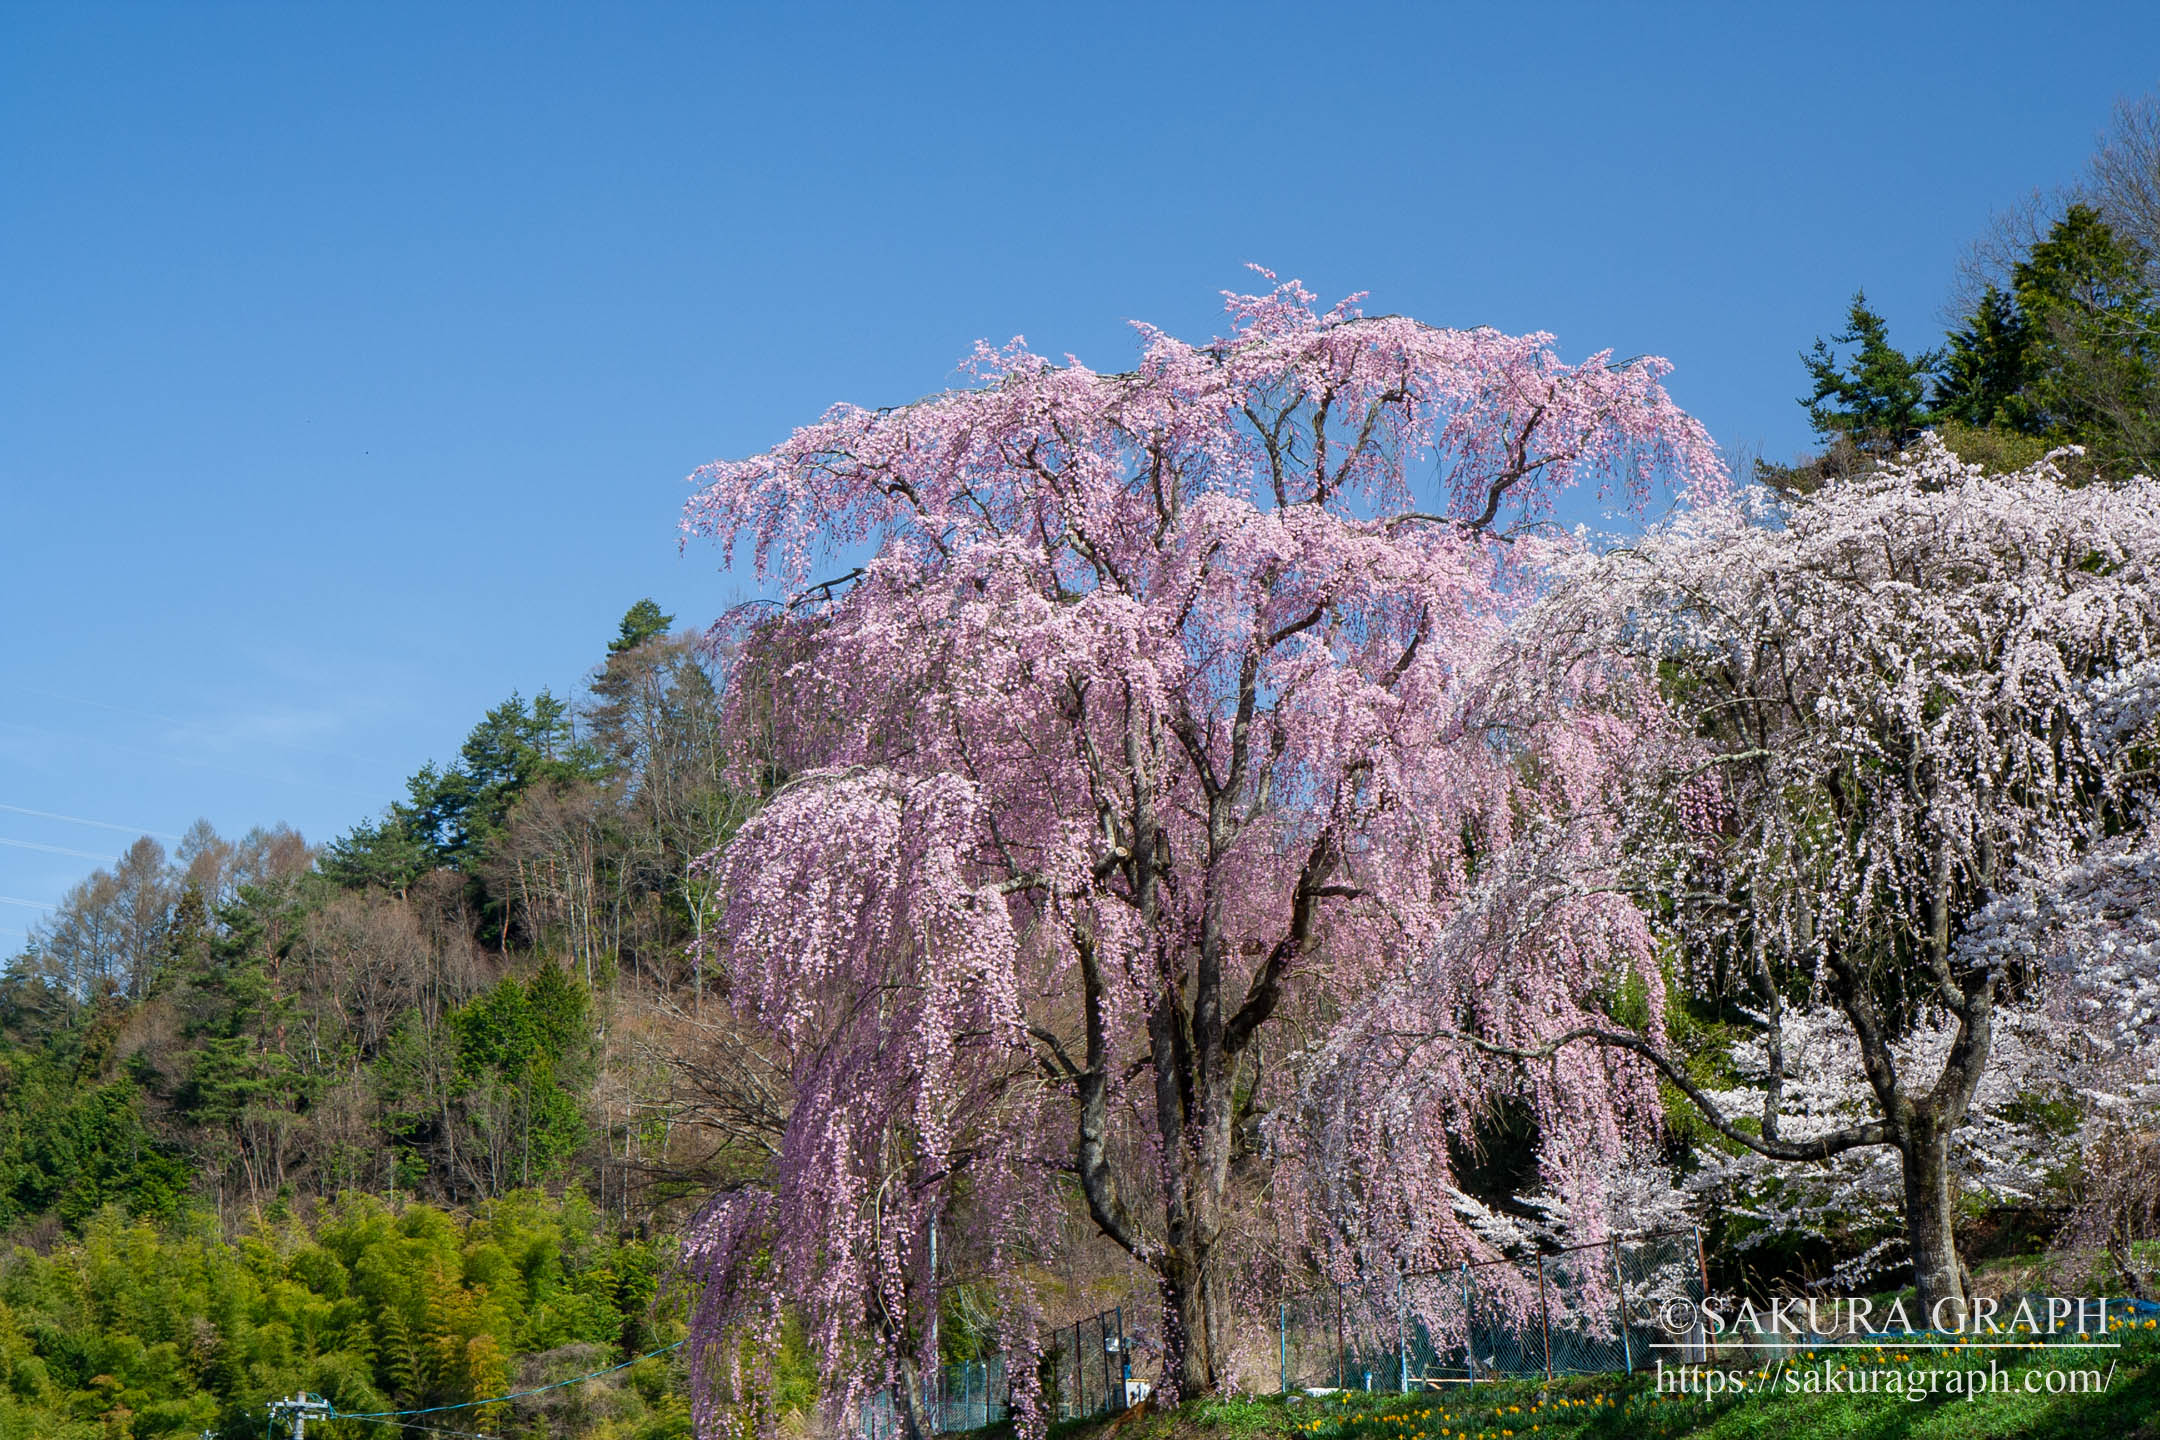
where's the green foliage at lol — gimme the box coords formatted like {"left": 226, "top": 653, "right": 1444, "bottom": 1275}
{"left": 1932, "top": 419, "right": 2058, "bottom": 474}
{"left": 1790, "top": 204, "right": 2159, "bottom": 485}
{"left": 0, "top": 1192, "right": 688, "bottom": 1439}
{"left": 447, "top": 964, "right": 593, "bottom": 1185}
{"left": 2012, "top": 204, "right": 2160, "bottom": 474}
{"left": 1103, "top": 1329, "right": 2160, "bottom": 1440}
{"left": 323, "top": 690, "right": 612, "bottom": 892}
{"left": 368, "top": 965, "right": 599, "bottom": 1202}
{"left": 316, "top": 813, "right": 433, "bottom": 895}
{"left": 1933, "top": 285, "right": 2035, "bottom": 431}
{"left": 1799, "top": 291, "right": 1938, "bottom": 452}
{"left": 1928, "top": 207, "right": 2159, "bottom": 479}
{"left": 4, "top": 829, "right": 629, "bottom": 1223}
{"left": 610, "top": 599, "right": 676, "bottom": 655}
{"left": 417, "top": 693, "right": 612, "bottom": 867}
{"left": 0, "top": 1055, "right": 190, "bottom": 1231}
{"left": 718, "top": 1312, "right": 820, "bottom": 1434}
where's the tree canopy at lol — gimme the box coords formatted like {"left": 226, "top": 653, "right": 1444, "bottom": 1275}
{"left": 1799, "top": 291, "right": 1939, "bottom": 453}
{"left": 676, "top": 273, "right": 1721, "bottom": 1420}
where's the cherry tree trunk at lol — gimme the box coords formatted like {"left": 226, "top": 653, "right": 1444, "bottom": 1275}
{"left": 897, "top": 1356, "right": 935, "bottom": 1440}
{"left": 1900, "top": 1121, "right": 1966, "bottom": 1321}
{"left": 1158, "top": 1246, "right": 1228, "bottom": 1399}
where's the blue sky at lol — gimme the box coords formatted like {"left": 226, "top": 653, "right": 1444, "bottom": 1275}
{"left": 2, "top": 3, "right": 2155, "bottom": 938}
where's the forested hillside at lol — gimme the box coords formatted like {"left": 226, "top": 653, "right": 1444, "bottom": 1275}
{"left": 6, "top": 601, "right": 749, "bottom": 1224}
{"left": 0, "top": 603, "right": 778, "bottom": 1437}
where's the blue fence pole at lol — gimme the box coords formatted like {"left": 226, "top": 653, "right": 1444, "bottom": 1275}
{"left": 1461, "top": 1265, "right": 1476, "bottom": 1386}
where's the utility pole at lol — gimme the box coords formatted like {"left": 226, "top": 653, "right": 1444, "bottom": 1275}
{"left": 267, "top": 1394, "right": 333, "bottom": 1440}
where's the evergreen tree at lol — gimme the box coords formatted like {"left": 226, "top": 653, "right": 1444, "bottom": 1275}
{"left": 2013, "top": 204, "right": 2160, "bottom": 473}
{"left": 318, "top": 804, "right": 434, "bottom": 894}
{"left": 1799, "top": 290, "right": 1939, "bottom": 453}
{"left": 412, "top": 692, "right": 609, "bottom": 868}
{"left": 322, "top": 691, "right": 613, "bottom": 891}
{"left": 1933, "top": 284, "right": 2036, "bottom": 431}
{"left": 608, "top": 597, "right": 675, "bottom": 654}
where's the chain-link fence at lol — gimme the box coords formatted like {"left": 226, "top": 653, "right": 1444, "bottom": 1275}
{"left": 859, "top": 1357, "right": 1009, "bottom": 1440}
{"left": 934, "top": 1358, "right": 1005, "bottom": 1431}
{"left": 865, "top": 1236, "right": 1705, "bottom": 1435}
{"left": 864, "top": 1226, "right": 2160, "bottom": 1433}
{"left": 1279, "top": 1230, "right": 1708, "bottom": 1390}
{"left": 1042, "top": 1305, "right": 1133, "bottom": 1421}
{"left": 859, "top": 1306, "right": 1134, "bottom": 1437}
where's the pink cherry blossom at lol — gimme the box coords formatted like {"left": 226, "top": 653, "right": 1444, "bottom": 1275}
{"left": 677, "top": 274, "right": 1721, "bottom": 1430}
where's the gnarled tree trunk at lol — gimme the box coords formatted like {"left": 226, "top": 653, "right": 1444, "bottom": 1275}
{"left": 1159, "top": 1248, "right": 1228, "bottom": 1399}
{"left": 1900, "top": 1119, "right": 1966, "bottom": 1319}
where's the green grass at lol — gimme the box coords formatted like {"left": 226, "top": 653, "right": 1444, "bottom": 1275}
{"left": 1040, "top": 1319, "right": 2160, "bottom": 1440}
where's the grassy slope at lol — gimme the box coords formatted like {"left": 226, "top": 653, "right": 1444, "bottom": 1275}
{"left": 1038, "top": 1326, "right": 2160, "bottom": 1440}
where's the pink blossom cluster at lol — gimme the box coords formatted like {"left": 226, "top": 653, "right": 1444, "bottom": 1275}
{"left": 675, "top": 275, "right": 1721, "bottom": 1421}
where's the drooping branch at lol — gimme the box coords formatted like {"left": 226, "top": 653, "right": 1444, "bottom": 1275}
{"left": 1404, "top": 1023, "right": 1894, "bottom": 1162}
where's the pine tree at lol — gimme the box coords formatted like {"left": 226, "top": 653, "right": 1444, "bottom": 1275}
{"left": 1800, "top": 290, "right": 1939, "bottom": 453}
{"left": 1933, "top": 285, "right": 2036, "bottom": 431}
{"left": 608, "top": 597, "right": 675, "bottom": 654}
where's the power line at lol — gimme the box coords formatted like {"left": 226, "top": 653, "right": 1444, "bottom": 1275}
{"left": 0, "top": 895, "right": 56, "bottom": 909}
{"left": 0, "top": 836, "right": 116, "bottom": 862}
{"left": 329, "top": 1339, "right": 684, "bottom": 1423}
{"left": 267, "top": 1394, "right": 333, "bottom": 1439}
{"left": 0, "top": 801, "right": 184, "bottom": 840}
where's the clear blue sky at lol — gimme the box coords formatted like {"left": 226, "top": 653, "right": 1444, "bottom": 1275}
{"left": 3, "top": 3, "right": 2154, "bottom": 937}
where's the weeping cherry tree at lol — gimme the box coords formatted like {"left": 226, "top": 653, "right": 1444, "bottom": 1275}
{"left": 674, "top": 274, "right": 1721, "bottom": 1423}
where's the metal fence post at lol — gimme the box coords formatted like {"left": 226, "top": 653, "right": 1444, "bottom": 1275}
{"left": 1280, "top": 1301, "right": 1288, "bottom": 1394}
{"left": 1535, "top": 1254, "right": 1553, "bottom": 1382}
{"left": 1461, "top": 1263, "right": 1476, "bottom": 1386}
{"left": 1398, "top": 1276, "right": 1409, "bottom": 1394}
{"left": 1610, "top": 1237, "right": 1632, "bottom": 1376}
{"left": 1693, "top": 1226, "right": 1712, "bottom": 1364}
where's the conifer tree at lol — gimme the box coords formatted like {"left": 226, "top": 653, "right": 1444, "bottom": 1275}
{"left": 1799, "top": 290, "right": 1938, "bottom": 453}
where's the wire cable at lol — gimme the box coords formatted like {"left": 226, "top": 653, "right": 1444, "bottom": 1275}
{"left": 0, "top": 835, "right": 116, "bottom": 861}
{"left": 0, "top": 801, "right": 184, "bottom": 840}
{"left": 330, "top": 1417, "right": 504, "bottom": 1439}
{"left": 329, "top": 1339, "right": 684, "bottom": 1422}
